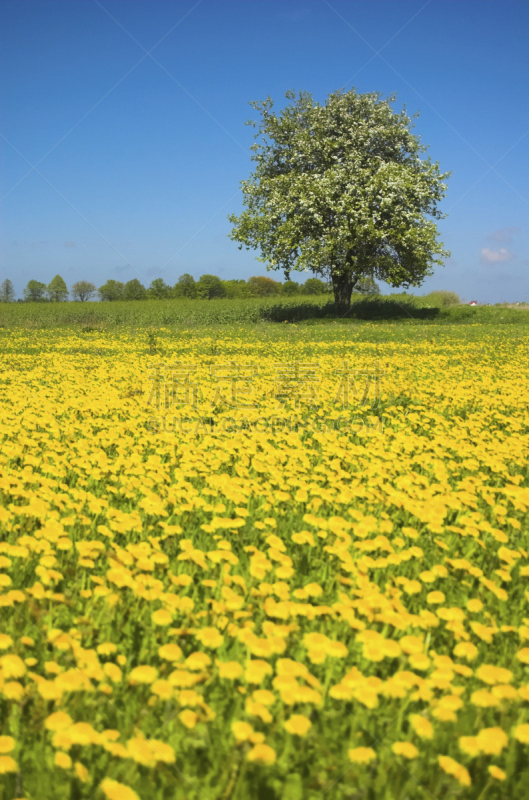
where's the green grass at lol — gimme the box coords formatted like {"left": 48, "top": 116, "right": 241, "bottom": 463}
{"left": 1, "top": 294, "right": 528, "bottom": 329}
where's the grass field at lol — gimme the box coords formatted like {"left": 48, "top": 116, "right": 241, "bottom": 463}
{"left": 0, "top": 309, "right": 528, "bottom": 799}
{"left": 1, "top": 294, "right": 529, "bottom": 329}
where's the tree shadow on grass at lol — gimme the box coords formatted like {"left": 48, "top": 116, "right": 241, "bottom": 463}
{"left": 346, "top": 299, "right": 440, "bottom": 321}
{"left": 263, "top": 299, "right": 440, "bottom": 323}
{"left": 263, "top": 301, "right": 336, "bottom": 323}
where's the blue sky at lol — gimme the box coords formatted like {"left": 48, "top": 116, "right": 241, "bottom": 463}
{"left": 1, "top": 0, "right": 528, "bottom": 303}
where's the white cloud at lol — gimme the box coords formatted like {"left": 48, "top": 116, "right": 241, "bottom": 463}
{"left": 480, "top": 247, "right": 514, "bottom": 264}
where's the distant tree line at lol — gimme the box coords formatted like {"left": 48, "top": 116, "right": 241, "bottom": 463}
{"left": 0, "top": 274, "right": 380, "bottom": 302}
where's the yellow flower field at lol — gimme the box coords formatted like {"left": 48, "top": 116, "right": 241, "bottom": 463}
{"left": 0, "top": 322, "right": 528, "bottom": 799}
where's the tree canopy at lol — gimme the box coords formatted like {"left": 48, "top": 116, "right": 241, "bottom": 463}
{"left": 47, "top": 274, "right": 68, "bottom": 302}
{"left": 71, "top": 281, "right": 96, "bottom": 302}
{"left": 24, "top": 280, "right": 48, "bottom": 302}
{"left": 246, "top": 276, "right": 281, "bottom": 296}
{"left": 229, "top": 88, "right": 451, "bottom": 313}
{"left": 0, "top": 279, "right": 15, "bottom": 302}
{"left": 174, "top": 273, "right": 197, "bottom": 298}
{"left": 123, "top": 279, "right": 147, "bottom": 301}
{"left": 148, "top": 278, "right": 171, "bottom": 299}
{"left": 98, "top": 280, "right": 125, "bottom": 302}
{"left": 196, "top": 274, "right": 225, "bottom": 300}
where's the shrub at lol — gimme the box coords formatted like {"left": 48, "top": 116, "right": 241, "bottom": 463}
{"left": 247, "top": 276, "right": 281, "bottom": 296}
{"left": 425, "top": 290, "right": 460, "bottom": 307}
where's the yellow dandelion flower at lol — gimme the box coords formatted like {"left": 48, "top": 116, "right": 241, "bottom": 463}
{"left": 419, "top": 570, "right": 436, "bottom": 583}
{"left": 476, "top": 665, "right": 513, "bottom": 685}
{"left": 513, "top": 724, "right": 529, "bottom": 744}
{"left": 348, "top": 747, "right": 376, "bottom": 764}
{"left": 284, "top": 715, "right": 311, "bottom": 736}
{"left": 476, "top": 727, "right": 508, "bottom": 755}
{"left": 54, "top": 751, "right": 72, "bottom": 769}
{"left": 147, "top": 740, "right": 175, "bottom": 764}
{"left": 245, "top": 660, "right": 272, "bottom": 685}
{"left": 2, "top": 681, "right": 24, "bottom": 700}
{"left": 196, "top": 627, "right": 224, "bottom": 649}
{"left": 128, "top": 665, "right": 158, "bottom": 684}
{"left": 326, "top": 640, "right": 348, "bottom": 658}
{"left": 68, "top": 723, "right": 100, "bottom": 746}
{"left": 158, "top": 643, "right": 183, "bottom": 662}
{"left": 104, "top": 663, "right": 122, "bottom": 683}
{"left": 97, "top": 643, "right": 117, "bottom": 656}
{"left": 409, "top": 715, "right": 433, "bottom": 740}
{"left": 101, "top": 778, "right": 140, "bottom": 800}
{"left": 488, "top": 765, "right": 506, "bottom": 781}
{"left": 178, "top": 689, "right": 201, "bottom": 707}
{"left": 45, "top": 711, "right": 73, "bottom": 732}
{"left": 232, "top": 721, "right": 253, "bottom": 741}
{"left": 185, "top": 652, "right": 211, "bottom": 671}
{"left": 459, "top": 736, "right": 481, "bottom": 757}
{"left": 292, "top": 531, "right": 315, "bottom": 546}
{"left": 427, "top": 591, "right": 445, "bottom": 605}
{"left": 218, "top": 661, "right": 244, "bottom": 679}
{"left": 126, "top": 737, "right": 155, "bottom": 767}
{"left": 471, "top": 690, "right": 500, "bottom": 708}
{"left": 0, "top": 737, "right": 15, "bottom": 754}
{"left": 151, "top": 680, "right": 173, "bottom": 699}
{"left": 392, "top": 742, "right": 418, "bottom": 759}
{"left": 362, "top": 643, "right": 385, "bottom": 662}
{"left": 247, "top": 744, "right": 276, "bottom": 765}
{"left": 453, "top": 641, "right": 478, "bottom": 661}
{"left": 0, "top": 655, "right": 26, "bottom": 679}
{"left": 252, "top": 689, "right": 275, "bottom": 707}
{"left": 151, "top": 609, "right": 173, "bottom": 626}
{"left": 0, "top": 756, "right": 18, "bottom": 774}
{"left": 516, "top": 648, "right": 529, "bottom": 664}
{"left": 438, "top": 756, "right": 471, "bottom": 787}
{"left": 75, "top": 762, "right": 89, "bottom": 782}
{"left": 399, "top": 635, "right": 424, "bottom": 655}
{"left": 408, "top": 653, "right": 431, "bottom": 671}
{"left": 179, "top": 710, "right": 197, "bottom": 729}
{"left": 492, "top": 684, "right": 517, "bottom": 700}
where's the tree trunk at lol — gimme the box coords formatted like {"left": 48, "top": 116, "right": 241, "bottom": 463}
{"left": 332, "top": 272, "right": 354, "bottom": 315}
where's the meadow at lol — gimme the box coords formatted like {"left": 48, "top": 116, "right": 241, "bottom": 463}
{"left": 1, "top": 294, "right": 528, "bottom": 329}
{"left": 0, "top": 305, "right": 528, "bottom": 799}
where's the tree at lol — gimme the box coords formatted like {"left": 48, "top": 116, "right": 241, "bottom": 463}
{"left": 196, "top": 274, "right": 225, "bottom": 300}
{"left": 47, "top": 274, "right": 68, "bottom": 302}
{"left": 282, "top": 280, "right": 299, "bottom": 295}
{"left": 71, "top": 281, "right": 96, "bottom": 302}
{"left": 221, "top": 279, "right": 248, "bottom": 299}
{"left": 0, "top": 279, "right": 15, "bottom": 302}
{"left": 302, "top": 278, "right": 328, "bottom": 295}
{"left": 247, "top": 276, "right": 281, "bottom": 296}
{"left": 174, "top": 274, "right": 197, "bottom": 299}
{"left": 229, "top": 88, "right": 451, "bottom": 314}
{"left": 352, "top": 276, "right": 380, "bottom": 295}
{"left": 98, "top": 280, "right": 125, "bottom": 301}
{"left": 123, "top": 279, "right": 147, "bottom": 301}
{"left": 23, "top": 279, "right": 48, "bottom": 302}
{"left": 148, "top": 278, "right": 172, "bottom": 299}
